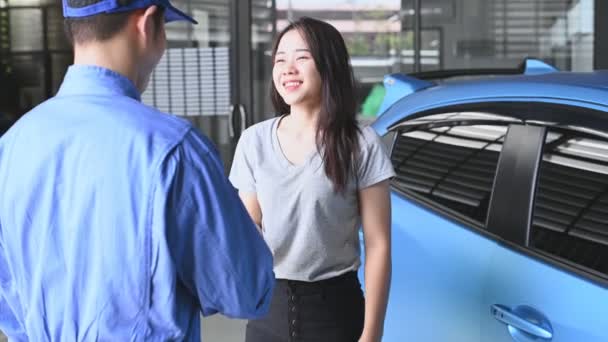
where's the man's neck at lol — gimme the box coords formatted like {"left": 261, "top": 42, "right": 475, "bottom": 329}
{"left": 73, "top": 39, "right": 139, "bottom": 89}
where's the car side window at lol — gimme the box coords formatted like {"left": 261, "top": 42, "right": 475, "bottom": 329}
{"left": 390, "top": 113, "right": 511, "bottom": 229}
{"left": 531, "top": 128, "right": 608, "bottom": 278}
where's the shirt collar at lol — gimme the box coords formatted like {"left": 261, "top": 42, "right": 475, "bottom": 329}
{"left": 56, "top": 65, "right": 141, "bottom": 102}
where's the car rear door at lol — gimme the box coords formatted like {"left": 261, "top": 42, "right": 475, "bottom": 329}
{"left": 379, "top": 111, "right": 520, "bottom": 342}
{"left": 480, "top": 107, "right": 608, "bottom": 341}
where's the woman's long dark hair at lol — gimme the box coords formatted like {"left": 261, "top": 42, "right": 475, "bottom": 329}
{"left": 270, "top": 17, "right": 360, "bottom": 193}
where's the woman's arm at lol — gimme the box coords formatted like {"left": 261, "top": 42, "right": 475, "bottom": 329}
{"left": 238, "top": 191, "right": 263, "bottom": 232}
{"left": 359, "top": 179, "right": 392, "bottom": 342}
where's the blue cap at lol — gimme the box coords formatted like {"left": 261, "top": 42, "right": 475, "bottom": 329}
{"left": 63, "top": 0, "right": 197, "bottom": 24}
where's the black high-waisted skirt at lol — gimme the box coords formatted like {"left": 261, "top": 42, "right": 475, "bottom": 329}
{"left": 245, "top": 271, "right": 365, "bottom": 342}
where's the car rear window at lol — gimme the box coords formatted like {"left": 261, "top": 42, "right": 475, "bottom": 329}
{"left": 390, "top": 112, "right": 510, "bottom": 229}
{"left": 531, "top": 128, "right": 608, "bottom": 278}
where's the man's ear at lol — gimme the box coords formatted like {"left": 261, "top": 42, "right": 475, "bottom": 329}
{"left": 134, "top": 5, "right": 160, "bottom": 43}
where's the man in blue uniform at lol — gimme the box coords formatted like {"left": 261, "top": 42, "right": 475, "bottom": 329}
{"left": 0, "top": 0, "right": 274, "bottom": 340}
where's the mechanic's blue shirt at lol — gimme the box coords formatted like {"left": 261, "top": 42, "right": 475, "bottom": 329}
{"left": 0, "top": 65, "right": 274, "bottom": 341}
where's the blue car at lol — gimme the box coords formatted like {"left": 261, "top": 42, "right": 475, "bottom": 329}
{"left": 369, "top": 59, "right": 608, "bottom": 342}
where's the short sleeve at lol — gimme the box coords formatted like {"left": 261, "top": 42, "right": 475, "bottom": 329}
{"left": 229, "top": 129, "right": 256, "bottom": 194}
{"left": 356, "top": 126, "right": 396, "bottom": 189}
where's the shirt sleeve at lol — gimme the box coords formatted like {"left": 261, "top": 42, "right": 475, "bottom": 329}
{"left": 157, "top": 129, "right": 274, "bottom": 319}
{"left": 228, "top": 129, "right": 256, "bottom": 193}
{"left": 357, "top": 126, "right": 396, "bottom": 189}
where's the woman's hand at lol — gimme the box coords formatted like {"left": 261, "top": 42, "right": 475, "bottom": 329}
{"left": 238, "top": 191, "right": 263, "bottom": 233}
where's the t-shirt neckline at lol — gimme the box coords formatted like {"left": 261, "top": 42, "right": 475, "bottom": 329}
{"left": 272, "top": 115, "right": 319, "bottom": 170}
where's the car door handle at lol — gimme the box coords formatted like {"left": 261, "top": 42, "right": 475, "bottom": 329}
{"left": 491, "top": 304, "right": 553, "bottom": 340}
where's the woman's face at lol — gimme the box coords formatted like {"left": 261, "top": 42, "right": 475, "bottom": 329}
{"left": 272, "top": 29, "right": 322, "bottom": 109}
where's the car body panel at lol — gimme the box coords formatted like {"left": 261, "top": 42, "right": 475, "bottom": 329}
{"left": 370, "top": 69, "right": 608, "bottom": 342}
{"left": 378, "top": 74, "right": 434, "bottom": 115}
{"left": 380, "top": 192, "right": 496, "bottom": 342}
{"left": 378, "top": 58, "right": 561, "bottom": 119}
{"left": 374, "top": 71, "right": 608, "bottom": 134}
{"left": 482, "top": 244, "right": 608, "bottom": 341}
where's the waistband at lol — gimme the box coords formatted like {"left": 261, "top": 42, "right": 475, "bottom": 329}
{"left": 277, "top": 271, "right": 359, "bottom": 294}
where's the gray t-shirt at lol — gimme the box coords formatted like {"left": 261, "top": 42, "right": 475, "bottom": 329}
{"left": 229, "top": 117, "right": 395, "bottom": 281}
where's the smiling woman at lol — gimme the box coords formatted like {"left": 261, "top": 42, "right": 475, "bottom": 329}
{"left": 230, "top": 17, "right": 395, "bottom": 342}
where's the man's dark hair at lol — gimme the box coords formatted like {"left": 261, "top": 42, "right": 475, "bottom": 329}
{"left": 64, "top": 7, "right": 164, "bottom": 45}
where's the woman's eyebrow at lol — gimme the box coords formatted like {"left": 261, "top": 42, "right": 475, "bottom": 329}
{"left": 276, "top": 49, "right": 310, "bottom": 55}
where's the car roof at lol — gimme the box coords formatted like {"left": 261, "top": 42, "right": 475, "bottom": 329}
{"left": 373, "top": 70, "right": 608, "bottom": 134}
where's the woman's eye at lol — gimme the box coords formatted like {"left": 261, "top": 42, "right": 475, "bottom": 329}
{"left": 296, "top": 56, "right": 309, "bottom": 60}
{"left": 275, "top": 59, "right": 285, "bottom": 64}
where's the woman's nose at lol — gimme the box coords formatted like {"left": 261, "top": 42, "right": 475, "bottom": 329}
{"left": 282, "top": 60, "right": 297, "bottom": 75}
